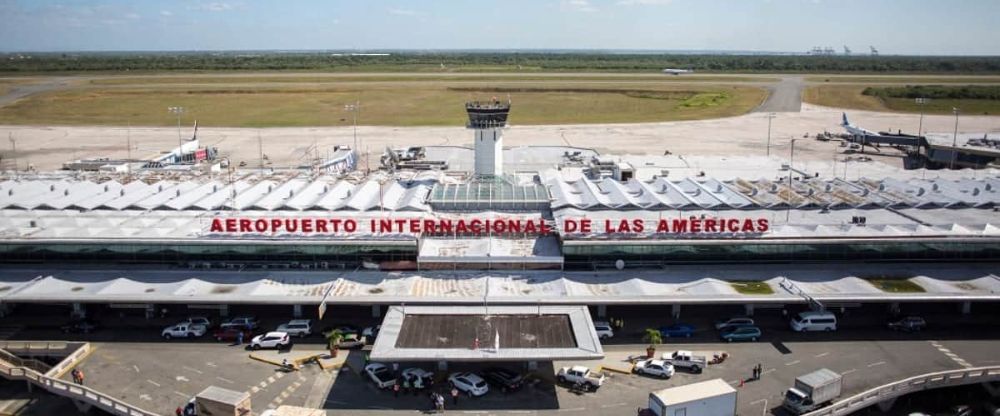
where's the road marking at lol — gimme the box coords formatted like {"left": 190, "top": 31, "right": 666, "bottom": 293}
{"left": 814, "top": 352, "right": 829, "bottom": 358}
{"left": 728, "top": 380, "right": 740, "bottom": 385}
{"left": 174, "top": 391, "right": 188, "bottom": 398}
{"left": 938, "top": 348, "right": 952, "bottom": 353}
{"left": 145, "top": 379, "right": 161, "bottom": 387}
{"left": 558, "top": 408, "right": 585, "bottom": 412}
{"left": 280, "top": 391, "right": 290, "bottom": 399}
{"left": 259, "top": 381, "right": 267, "bottom": 388}
{"left": 274, "top": 397, "right": 284, "bottom": 405}
{"left": 267, "top": 376, "right": 276, "bottom": 383}
{"left": 251, "top": 386, "right": 260, "bottom": 393}
{"left": 139, "top": 394, "right": 151, "bottom": 401}
{"left": 205, "top": 362, "right": 217, "bottom": 368}
{"left": 182, "top": 366, "right": 204, "bottom": 375}
{"left": 750, "top": 399, "right": 766, "bottom": 405}
{"left": 216, "top": 376, "right": 234, "bottom": 384}
{"left": 175, "top": 375, "right": 189, "bottom": 382}
{"left": 785, "top": 360, "right": 800, "bottom": 366}
{"left": 276, "top": 372, "right": 285, "bottom": 379}
{"left": 929, "top": 341, "right": 973, "bottom": 368}
{"left": 842, "top": 368, "right": 857, "bottom": 375}
{"left": 867, "top": 361, "right": 886, "bottom": 368}
{"left": 508, "top": 412, "right": 532, "bottom": 414}
{"left": 763, "top": 368, "right": 776, "bottom": 375}
{"left": 132, "top": 365, "right": 140, "bottom": 373}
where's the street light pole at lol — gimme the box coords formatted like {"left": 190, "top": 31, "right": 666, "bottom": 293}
{"left": 786, "top": 138, "right": 797, "bottom": 223}
{"left": 766, "top": 113, "right": 776, "bottom": 156}
{"left": 168, "top": 106, "right": 185, "bottom": 162}
{"left": 915, "top": 97, "right": 928, "bottom": 137}
{"left": 7, "top": 133, "right": 16, "bottom": 172}
{"left": 950, "top": 107, "right": 960, "bottom": 169}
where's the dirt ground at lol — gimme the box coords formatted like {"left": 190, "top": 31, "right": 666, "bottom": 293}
{"left": 2, "top": 103, "right": 999, "bottom": 171}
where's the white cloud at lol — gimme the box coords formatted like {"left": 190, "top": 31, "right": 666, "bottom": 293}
{"left": 616, "top": 0, "right": 671, "bottom": 5}
{"left": 124, "top": 12, "right": 140, "bottom": 20}
{"left": 160, "top": 10, "right": 173, "bottom": 17}
{"left": 561, "top": 0, "right": 598, "bottom": 13}
{"left": 387, "top": 8, "right": 422, "bottom": 16}
{"left": 192, "top": 2, "right": 235, "bottom": 12}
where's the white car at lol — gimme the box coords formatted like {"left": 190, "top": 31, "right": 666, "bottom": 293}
{"left": 336, "top": 333, "right": 366, "bottom": 349}
{"left": 162, "top": 323, "right": 207, "bottom": 339}
{"left": 401, "top": 368, "right": 434, "bottom": 388}
{"left": 250, "top": 331, "right": 291, "bottom": 350}
{"left": 632, "top": 359, "right": 675, "bottom": 379}
{"left": 593, "top": 321, "right": 614, "bottom": 339}
{"left": 448, "top": 372, "right": 489, "bottom": 397}
{"left": 276, "top": 319, "right": 312, "bottom": 338}
{"left": 364, "top": 363, "right": 396, "bottom": 389}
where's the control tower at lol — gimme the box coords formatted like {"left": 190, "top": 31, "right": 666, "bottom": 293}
{"left": 466, "top": 99, "right": 510, "bottom": 176}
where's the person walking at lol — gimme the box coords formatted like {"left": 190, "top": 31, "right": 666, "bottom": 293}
{"left": 451, "top": 387, "right": 459, "bottom": 405}
{"left": 70, "top": 368, "right": 80, "bottom": 384}
{"left": 756, "top": 363, "right": 763, "bottom": 380}
{"left": 436, "top": 393, "right": 445, "bottom": 413}
{"left": 237, "top": 330, "right": 244, "bottom": 345}
{"left": 393, "top": 381, "right": 400, "bottom": 398}
{"left": 76, "top": 368, "right": 85, "bottom": 385}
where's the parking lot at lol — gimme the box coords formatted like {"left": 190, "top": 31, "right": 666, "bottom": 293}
{"left": 0, "top": 301, "right": 998, "bottom": 415}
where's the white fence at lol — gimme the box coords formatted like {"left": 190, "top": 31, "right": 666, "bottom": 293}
{"left": 803, "top": 366, "right": 1000, "bottom": 416}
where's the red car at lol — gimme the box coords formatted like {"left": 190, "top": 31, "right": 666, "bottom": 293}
{"left": 213, "top": 327, "right": 253, "bottom": 342}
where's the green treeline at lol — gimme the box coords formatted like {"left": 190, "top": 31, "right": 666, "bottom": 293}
{"left": 2, "top": 52, "right": 1000, "bottom": 73}
{"left": 862, "top": 85, "right": 1000, "bottom": 100}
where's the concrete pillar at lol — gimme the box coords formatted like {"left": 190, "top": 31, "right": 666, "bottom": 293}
{"left": 372, "top": 305, "right": 382, "bottom": 318}
{"left": 293, "top": 304, "right": 303, "bottom": 318}
{"left": 877, "top": 397, "right": 897, "bottom": 413}
{"left": 596, "top": 305, "right": 607, "bottom": 319}
{"left": 961, "top": 301, "right": 972, "bottom": 315}
{"left": 219, "top": 304, "right": 230, "bottom": 318}
{"left": 437, "top": 360, "right": 448, "bottom": 372}
{"left": 744, "top": 304, "right": 755, "bottom": 317}
{"left": 671, "top": 304, "right": 681, "bottom": 320}
{"left": 71, "top": 303, "right": 86, "bottom": 319}
{"left": 145, "top": 304, "right": 156, "bottom": 320}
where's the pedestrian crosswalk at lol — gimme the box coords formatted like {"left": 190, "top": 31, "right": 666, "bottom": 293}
{"left": 929, "top": 340, "right": 972, "bottom": 368}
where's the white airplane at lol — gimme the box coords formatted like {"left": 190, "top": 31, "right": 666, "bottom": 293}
{"left": 662, "top": 68, "right": 693, "bottom": 75}
{"left": 840, "top": 113, "right": 878, "bottom": 138}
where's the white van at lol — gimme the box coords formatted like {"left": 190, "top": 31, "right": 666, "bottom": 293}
{"left": 790, "top": 311, "right": 837, "bottom": 332}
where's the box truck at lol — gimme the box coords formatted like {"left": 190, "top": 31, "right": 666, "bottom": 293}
{"left": 783, "top": 368, "right": 843, "bottom": 414}
{"left": 644, "top": 378, "right": 737, "bottom": 416}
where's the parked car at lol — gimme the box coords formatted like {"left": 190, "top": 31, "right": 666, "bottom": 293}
{"left": 183, "top": 316, "right": 214, "bottom": 328}
{"left": 720, "top": 325, "right": 762, "bottom": 342}
{"left": 662, "top": 350, "right": 707, "bottom": 373}
{"left": 212, "top": 327, "right": 253, "bottom": 343}
{"left": 790, "top": 311, "right": 837, "bottom": 332}
{"left": 632, "top": 359, "right": 675, "bottom": 379}
{"left": 482, "top": 367, "right": 524, "bottom": 391}
{"left": 401, "top": 368, "right": 434, "bottom": 390}
{"left": 221, "top": 316, "right": 259, "bottom": 331}
{"left": 365, "top": 363, "right": 397, "bottom": 389}
{"left": 162, "top": 323, "right": 207, "bottom": 339}
{"left": 61, "top": 319, "right": 99, "bottom": 334}
{"left": 277, "top": 319, "right": 313, "bottom": 338}
{"left": 250, "top": 331, "right": 291, "bottom": 350}
{"left": 362, "top": 325, "right": 381, "bottom": 340}
{"left": 323, "top": 324, "right": 360, "bottom": 336}
{"left": 714, "top": 317, "right": 755, "bottom": 330}
{"left": 593, "top": 321, "right": 615, "bottom": 340}
{"left": 556, "top": 366, "right": 605, "bottom": 390}
{"left": 336, "top": 333, "right": 366, "bottom": 349}
{"left": 887, "top": 316, "right": 926, "bottom": 332}
{"left": 448, "top": 372, "right": 489, "bottom": 397}
{"left": 659, "top": 324, "right": 696, "bottom": 338}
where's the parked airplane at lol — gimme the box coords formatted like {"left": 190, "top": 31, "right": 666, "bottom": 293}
{"left": 662, "top": 68, "right": 693, "bottom": 75}
{"left": 840, "top": 113, "right": 879, "bottom": 138}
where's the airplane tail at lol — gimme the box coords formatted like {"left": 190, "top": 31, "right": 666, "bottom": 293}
{"left": 841, "top": 113, "right": 850, "bottom": 127}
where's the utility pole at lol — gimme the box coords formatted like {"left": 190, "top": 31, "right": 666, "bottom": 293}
{"left": 257, "top": 130, "right": 265, "bottom": 173}
{"left": 766, "top": 113, "right": 776, "bottom": 156}
{"left": 915, "top": 98, "right": 929, "bottom": 137}
{"left": 168, "top": 106, "right": 185, "bottom": 162}
{"left": 7, "top": 133, "right": 16, "bottom": 172}
{"left": 950, "top": 107, "right": 960, "bottom": 169}
{"left": 126, "top": 122, "right": 132, "bottom": 181}
{"left": 786, "top": 138, "right": 797, "bottom": 223}
{"left": 345, "top": 101, "right": 360, "bottom": 152}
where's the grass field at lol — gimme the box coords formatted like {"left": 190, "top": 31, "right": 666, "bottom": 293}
{"left": 866, "top": 278, "right": 926, "bottom": 293}
{"left": 0, "top": 81, "right": 767, "bottom": 127}
{"left": 806, "top": 75, "right": 1000, "bottom": 84}
{"left": 803, "top": 84, "right": 1000, "bottom": 115}
{"left": 87, "top": 74, "right": 777, "bottom": 85}
{"left": 729, "top": 281, "right": 775, "bottom": 295}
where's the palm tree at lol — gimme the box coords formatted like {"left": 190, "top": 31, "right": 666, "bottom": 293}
{"left": 325, "top": 329, "right": 344, "bottom": 358}
{"left": 642, "top": 328, "right": 663, "bottom": 358}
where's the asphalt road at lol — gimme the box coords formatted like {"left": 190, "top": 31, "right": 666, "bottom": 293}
{"left": 754, "top": 76, "right": 805, "bottom": 113}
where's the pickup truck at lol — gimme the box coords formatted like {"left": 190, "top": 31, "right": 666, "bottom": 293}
{"left": 162, "top": 323, "right": 207, "bottom": 339}
{"left": 556, "top": 366, "right": 605, "bottom": 391}
{"left": 662, "top": 350, "right": 707, "bottom": 373}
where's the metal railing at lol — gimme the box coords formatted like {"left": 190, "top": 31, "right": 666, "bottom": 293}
{"left": 0, "top": 345, "right": 158, "bottom": 416}
{"left": 803, "top": 366, "right": 1000, "bottom": 416}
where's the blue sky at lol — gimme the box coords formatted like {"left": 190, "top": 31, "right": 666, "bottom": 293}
{"left": 1, "top": 0, "right": 998, "bottom": 54}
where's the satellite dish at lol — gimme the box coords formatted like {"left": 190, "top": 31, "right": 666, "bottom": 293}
{"left": 615, "top": 260, "right": 625, "bottom": 270}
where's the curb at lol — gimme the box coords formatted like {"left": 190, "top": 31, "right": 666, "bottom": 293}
{"left": 599, "top": 364, "right": 634, "bottom": 375}
{"left": 249, "top": 352, "right": 326, "bottom": 371}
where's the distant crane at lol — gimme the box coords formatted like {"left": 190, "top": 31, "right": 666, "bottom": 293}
{"left": 843, "top": 45, "right": 851, "bottom": 55}
{"left": 870, "top": 46, "right": 879, "bottom": 56}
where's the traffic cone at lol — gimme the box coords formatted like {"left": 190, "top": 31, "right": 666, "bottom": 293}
{"left": 739, "top": 378, "right": 744, "bottom": 388}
